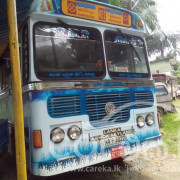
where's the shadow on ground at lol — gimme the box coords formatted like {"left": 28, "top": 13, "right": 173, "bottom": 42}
{"left": 0, "top": 150, "right": 152, "bottom": 180}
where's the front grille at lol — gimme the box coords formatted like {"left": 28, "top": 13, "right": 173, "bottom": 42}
{"left": 85, "top": 93, "right": 131, "bottom": 126}
{"left": 47, "top": 90, "right": 154, "bottom": 126}
{"left": 134, "top": 92, "right": 154, "bottom": 108}
{"left": 0, "top": 119, "right": 9, "bottom": 150}
{"left": 48, "top": 96, "right": 81, "bottom": 118}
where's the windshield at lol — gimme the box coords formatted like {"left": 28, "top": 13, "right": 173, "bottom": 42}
{"left": 105, "top": 30, "right": 149, "bottom": 78}
{"left": 34, "top": 23, "right": 104, "bottom": 79}
{"left": 153, "top": 76, "right": 166, "bottom": 84}
{"left": 155, "top": 85, "right": 168, "bottom": 96}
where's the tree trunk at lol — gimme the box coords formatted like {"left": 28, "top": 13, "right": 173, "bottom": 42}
{"left": 127, "top": 0, "right": 132, "bottom": 10}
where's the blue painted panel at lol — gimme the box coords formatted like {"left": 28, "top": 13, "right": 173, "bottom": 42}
{"left": 32, "top": 86, "right": 155, "bottom": 127}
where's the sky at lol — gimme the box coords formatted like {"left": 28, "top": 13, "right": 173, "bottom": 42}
{"left": 156, "top": 0, "right": 180, "bottom": 32}
{"left": 149, "top": 0, "right": 180, "bottom": 61}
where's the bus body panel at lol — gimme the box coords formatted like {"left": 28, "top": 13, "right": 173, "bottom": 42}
{"left": 26, "top": 86, "right": 161, "bottom": 176}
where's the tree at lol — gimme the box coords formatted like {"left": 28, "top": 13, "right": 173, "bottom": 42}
{"left": 105, "top": 0, "right": 180, "bottom": 56}
{"left": 110, "top": 0, "right": 159, "bottom": 32}
{"left": 109, "top": 0, "right": 175, "bottom": 56}
{"left": 109, "top": 0, "right": 120, "bottom": 6}
{"left": 173, "top": 70, "right": 180, "bottom": 85}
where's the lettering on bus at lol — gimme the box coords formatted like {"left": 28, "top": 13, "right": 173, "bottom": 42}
{"left": 49, "top": 72, "right": 96, "bottom": 78}
{"left": 62, "top": 0, "right": 132, "bottom": 27}
{"left": 90, "top": 127, "right": 134, "bottom": 142}
{"left": 119, "top": 73, "right": 142, "bottom": 78}
{"left": 94, "top": 82, "right": 122, "bottom": 87}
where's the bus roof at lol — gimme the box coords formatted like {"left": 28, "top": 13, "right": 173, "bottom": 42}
{"left": 0, "top": 0, "right": 145, "bottom": 59}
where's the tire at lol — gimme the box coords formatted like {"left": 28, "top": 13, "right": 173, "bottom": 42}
{"left": 173, "top": 93, "right": 177, "bottom": 100}
{"left": 157, "top": 107, "right": 164, "bottom": 115}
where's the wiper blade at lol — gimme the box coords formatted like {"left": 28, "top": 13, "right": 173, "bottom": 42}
{"left": 57, "top": 19, "right": 69, "bottom": 29}
{"left": 116, "top": 29, "right": 142, "bottom": 62}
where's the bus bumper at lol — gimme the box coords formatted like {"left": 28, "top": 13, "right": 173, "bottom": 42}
{"left": 36, "top": 135, "right": 162, "bottom": 176}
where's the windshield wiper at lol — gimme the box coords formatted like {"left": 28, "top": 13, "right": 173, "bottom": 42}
{"left": 116, "top": 29, "right": 142, "bottom": 62}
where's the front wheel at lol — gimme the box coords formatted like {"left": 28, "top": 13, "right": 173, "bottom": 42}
{"left": 173, "top": 93, "right": 177, "bottom": 100}
{"left": 157, "top": 107, "right": 164, "bottom": 115}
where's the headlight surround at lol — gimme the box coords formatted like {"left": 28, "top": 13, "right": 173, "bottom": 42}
{"left": 68, "top": 125, "right": 81, "bottom": 140}
{"left": 50, "top": 127, "right": 65, "bottom": 143}
{"left": 137, "top": 116, "right": 145, "bottom": 128}
{"left": 146, "top": 114, "right": 154, "bottom": 126}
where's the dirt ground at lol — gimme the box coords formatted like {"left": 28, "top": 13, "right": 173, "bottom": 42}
{"left": 1, "top": 145, "right": 180, "bottom": 180}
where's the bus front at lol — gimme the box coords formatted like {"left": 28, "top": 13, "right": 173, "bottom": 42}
{"left": 26, "top": 0, "right": 162, "bottom": 176}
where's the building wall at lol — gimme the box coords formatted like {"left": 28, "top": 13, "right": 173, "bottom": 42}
{"left": 150, "top": 59, "right": 172, "bottom": 74}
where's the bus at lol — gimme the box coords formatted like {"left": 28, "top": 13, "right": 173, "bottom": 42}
{"left": 153, "top": 73, "right": 178, "bottom": 99}
{"left": 0, "top": 0, "right": 161, "bottom": 176}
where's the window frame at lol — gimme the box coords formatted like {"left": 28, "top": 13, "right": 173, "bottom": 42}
{"left": 155, "top": 85, "right": 168, "bottom": 96}
{"left": 104, "top": 29, "right": 151, "bottom": 79}
{"left": 33, "top": 21, "right": 105, "bottom": 80}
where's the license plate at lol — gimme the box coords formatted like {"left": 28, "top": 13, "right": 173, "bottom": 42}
{"left": 100, "top": 136, "right": 125, "bottom": 147}
{"left": 111, "top": 145, "right": 125, "bottom": 159}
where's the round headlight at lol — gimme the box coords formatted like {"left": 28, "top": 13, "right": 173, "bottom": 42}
{"left": 50, "top": 127, "right": 65, "bottom": 143}
{"left": 68, "top": 125, "right": 81, "bottom": 140}
{"left": 137, "top": 116, "right": 145, "bottom": 127}
{"left": 146, "top": 114, "right": 154, "bottom": 126}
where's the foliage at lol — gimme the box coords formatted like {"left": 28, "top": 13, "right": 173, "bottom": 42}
{"left": 107, "top": 0, "right": 180, "bottom": 56}
{"left": 115, "top": 0, "right": 159, "bottom": 32}
{"left": 173, "top": 69, "right": 180, "bottom": 85}
{"left": 155, "top": 55, "right": 163, "bottom": 60}
{"left": 109, "top": 0, "right": 163, "bottom": 55}
{"left": 109, "top": 0, "right": 120, "bottom": 6}
{"left": 166, "top": 52, "right": 175, "bottom": 59}
{"left": 174, "top": 62, "right": 180, "bottom": 71}
{"left": 167, "top": 33, "right": 180, "bottom": 50}
{"left": 110, "top": 0, "right": 180, "bottom": 57}
{"left": 160, "top": 101, "right": 180, "bottom": 154}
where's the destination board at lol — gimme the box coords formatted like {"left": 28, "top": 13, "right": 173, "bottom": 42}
{"left": 61, "top": 0, "right": 132, "bottom": 27}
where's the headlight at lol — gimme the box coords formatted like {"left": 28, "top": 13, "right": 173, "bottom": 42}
{"left": 137, "top": 116, "right": 145, "bottom": 127}
{"left": 50, "top": 127, "right": 65, "bottom": 143}
{"left": 146, "top": 114, "right": 154, "bottom": 126}
{"left": 68, "top": 125, "right": 81, "bottom": 140}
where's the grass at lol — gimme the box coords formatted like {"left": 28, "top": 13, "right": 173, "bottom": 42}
{"left": 160, "top": 100, "right": 180, "bottom": 154}
{"left": 173, "top": 99, "right": 180, "bottom": 106}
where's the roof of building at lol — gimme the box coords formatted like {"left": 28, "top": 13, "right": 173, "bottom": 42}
{"left": 0, "top": 0, "right": 34, "bottom": 58}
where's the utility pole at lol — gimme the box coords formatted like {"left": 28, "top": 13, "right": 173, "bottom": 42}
{"left": 7, "top": 0, "right": 27, "bottom": 179}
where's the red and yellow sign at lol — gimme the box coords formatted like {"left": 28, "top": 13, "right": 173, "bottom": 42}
{"left": 62, "top": 0, "right": 132, "bottom": 27}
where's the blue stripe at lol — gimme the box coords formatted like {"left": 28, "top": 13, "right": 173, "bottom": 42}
{"left": 52, "top": 0, "right": 57, "bottom": 11}
{"left": 76, "top": 2, "right": 95, "bottom": 9}
{"left": 106, "top": 8, "right": 123, "bottom": 16}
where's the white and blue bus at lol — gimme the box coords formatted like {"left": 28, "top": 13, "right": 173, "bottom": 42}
{"left": 0, "top": 0, "right": 161, "bottom": 176}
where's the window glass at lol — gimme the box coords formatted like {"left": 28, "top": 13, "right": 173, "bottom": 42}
{"left": 34, "top": 23, "right": 104, "bottom": 79}
{"left": 105, "top": 30, "right": 149, "bottom": 78}
{"left": 0, "top": 58, "right": 11, "bottom": 91}
{"left": 153, "top": 76, "right": 166, "bottom": 84}
{"left": 155, "top": 85, "right": 168, "bottom": 96}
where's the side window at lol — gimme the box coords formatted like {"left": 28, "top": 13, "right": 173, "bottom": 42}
{"left": 0, "top": 57, "right": 11, "bottom": 91}
{"left": 22, "top": 24, "right": 29, "bottom": 85}
{"left": 155, "top": 85, "right": 168, "bottom": 96}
